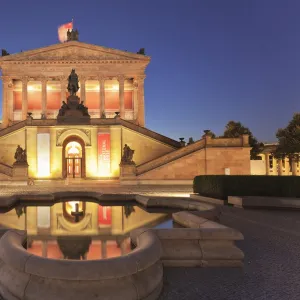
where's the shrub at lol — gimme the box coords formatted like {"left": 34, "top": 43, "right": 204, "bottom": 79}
{"left": 193, "top": 175, "right": 300, "bottom": 200}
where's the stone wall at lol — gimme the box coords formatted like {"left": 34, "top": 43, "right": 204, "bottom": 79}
{"left": 250, "top": 160, "right": 266, "bottom": 175}
{"left": 206, "top": 147, "right": 250, "bottom": 175}
{"left": 0, "top": 128, "right": 25, "bottom": 166}
{"left": 137, "top": 137, "right": 251, "bottom": 180}
{"left": 121, "top": 127, "right": 176, "bottom": 166}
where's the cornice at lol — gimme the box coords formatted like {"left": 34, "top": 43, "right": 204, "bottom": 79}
{"left": 1, "top": 60, "right": 147, "bottom": 65}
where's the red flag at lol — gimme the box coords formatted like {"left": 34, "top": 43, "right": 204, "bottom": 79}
{"left": 58, "top": 21, "right": 73, "bottom": 43}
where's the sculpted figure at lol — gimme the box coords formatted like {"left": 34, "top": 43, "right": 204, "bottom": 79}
{"left": 67, "top": 29, "right": 71, "bottom": 41}
{"left": 67, "top": 69, "right": 80, "bottom": 96}
{"left": 14, "top": 145, "right": 27, "bottom": 163}
{"left": 121, "top": 144, "right": 135, "bottom": 164}
{"left": 77, "top": 101, "right": 89, "bottom": 116}
{"left": 14, "top": 145, "right": 23, "bottom": 162}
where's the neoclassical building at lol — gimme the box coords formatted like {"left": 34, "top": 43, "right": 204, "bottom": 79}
{"left": 0, "top": 34, "right": 251, "bottom": 184}
{"left": 250, "top": 143, "right": 300, "bottom": 176}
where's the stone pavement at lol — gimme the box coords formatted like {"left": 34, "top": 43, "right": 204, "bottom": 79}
{"left": 1, "top": 185, "right": 299, "bottom": 300}
{"left": 0, "top": 184, "right": 193, "bottom": 197}
{"left": 159, "top": 206, "right": 300, "bottom": 300}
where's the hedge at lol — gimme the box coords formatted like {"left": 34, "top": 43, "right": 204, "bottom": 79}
{"left": 193, "top": 175, "right": 300, "bottom": 200}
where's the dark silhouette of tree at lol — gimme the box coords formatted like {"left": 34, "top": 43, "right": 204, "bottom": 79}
{"left": 222, "top": 121, "right": 264, "bottom": 160}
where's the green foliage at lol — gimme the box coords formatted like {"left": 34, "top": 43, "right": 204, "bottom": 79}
{"left": 274, "top": 113, "right": 300, "bottom": 162}
{"left": 222, "top": 121, "right": 264, "bottom": 160}
{"left": 193, "top": 175, "right": 300, "bottom": 200}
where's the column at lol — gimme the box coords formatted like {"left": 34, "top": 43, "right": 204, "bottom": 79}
{"left": 60, "top": 76, "right": 67, "bottom": 105}
{"left": 101, "top": 240, "right": 107, "bottom": 259}
{"left": 118, "top": 75, "right": 125, "bottom": 118}
{"left": 137, "top": 75, "right": 146, "bottom": 127}
{"left": 265, "top": 153, "right": 270, "bottom": 175}
{"left": 42, "top": 241, "right": 48, "bottom": 258}
{"left": 277, "top": 159, "right": 283, "bottom": 176}
{"left": 99, "top": 77, "right": 105, "bottom": 117}
{"left": 7, "top": 80, "right": 14, "bottom": 123}
{"left": 22, "top": 77, "right": 28, "bottom": 120}
{"left": 41, "top": 78, "right": 47, "bottom": 119}
{"left": 1, "top": 76, "right": 12, "bottom": 127}
{"left": 133, "top": 79, "right": 138, "bottom": 120}
{"left": 292, "top": 157, "right": 297, "bottom": 176}
{"left": 120, "top": 239, "right": 126, "bottom": 255}
{"left": 80, "top": 76, "right": 86, "bottom": 103}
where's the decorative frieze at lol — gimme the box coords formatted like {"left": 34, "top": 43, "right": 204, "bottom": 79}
{"left": 56, "top": 129, "right": 91, "bottom": 146}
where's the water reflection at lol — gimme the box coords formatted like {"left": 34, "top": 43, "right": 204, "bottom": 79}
{"left": 0, "top": 201, "right": 173, "bottom": 260}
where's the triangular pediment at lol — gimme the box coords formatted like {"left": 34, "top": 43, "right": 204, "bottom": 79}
{"left": 0, "top": 41, "right": 150, "bottom": 62}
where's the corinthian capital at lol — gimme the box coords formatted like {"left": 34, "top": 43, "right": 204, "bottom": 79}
{"left": 117, "top": 74, "right": 125, "bottom": 84}
{"left": 136, "top": 75, "right": 146, "bottom": 83}
{"left": 1, "top": 76, "right": 13, "bottom": 88}
{"left": 21, "top": 76, "right": 29, "bottom": 84}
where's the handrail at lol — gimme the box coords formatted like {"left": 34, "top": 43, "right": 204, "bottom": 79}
{"left": 0, "top": 117, "right": 181, "bottom": 149}
{"left": 0, "top": 162, "right": 13, "bottom": 177}
{"left": 136, "top": 138, "right": 206, "bottom": 175}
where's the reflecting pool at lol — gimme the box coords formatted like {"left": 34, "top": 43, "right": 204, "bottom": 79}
{"left": 0, "top": 201, "right": 177, "bottom": 260}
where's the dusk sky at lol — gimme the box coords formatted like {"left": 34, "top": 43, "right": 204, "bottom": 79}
{"left": 0, "top": 0, "right": 299, "bottom": 143}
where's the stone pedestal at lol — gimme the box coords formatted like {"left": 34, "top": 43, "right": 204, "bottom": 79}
{"left": 12, "top": 163, "right": 28, "bottom": 180}
{"left": 119, "top": 163, "right": 136, "bottom": 180}
{"left": 57, "top": 95, "right": 91, "bottom": 125}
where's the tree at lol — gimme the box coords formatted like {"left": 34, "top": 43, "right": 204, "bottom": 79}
{"left": 222, "top": 121, "right": 264, "bottom": 160}
{"left": 273, "top": 113, "right": 300, "bottom": 172}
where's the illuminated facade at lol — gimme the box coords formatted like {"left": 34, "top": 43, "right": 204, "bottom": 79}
{"left": 250, "top": 143, "right": 300, "bottom": 176}
{"left": 0, "top": 38, "right": 252, "bottom": 183}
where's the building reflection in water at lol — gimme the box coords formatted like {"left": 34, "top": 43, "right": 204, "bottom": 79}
{"left": 0, "top": 201, "right": 172, "bottom": 260}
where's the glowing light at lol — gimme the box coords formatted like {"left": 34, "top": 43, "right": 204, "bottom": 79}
{"left": 98, "top": 133, "right": 111, "bottom": 177}
{"left": 112, "top": 85, "right": 119, "bottom": 91}
{"left": 68, "top": 201, "right": 80, "bottom": 212}
{"left": 37, "top": 133, "right": 50, "bottom": 177}
{"left": 68, "top": 142, "right": 80, "bottom": 155}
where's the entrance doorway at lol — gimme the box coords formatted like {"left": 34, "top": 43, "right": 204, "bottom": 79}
{"left": 62, "top": 136, "right": 86, "bottom": 179}
{"left": 66, "top": 141, "right": 82, "bottom": 178}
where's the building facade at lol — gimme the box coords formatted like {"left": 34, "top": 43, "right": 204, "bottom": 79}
{"left": 250, "top": 143, "right": 300, "bottom": 176}
{"left": 0, "top": 36, "right": 251, "bottom": 184}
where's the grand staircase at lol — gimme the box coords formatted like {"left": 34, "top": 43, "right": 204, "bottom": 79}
{"left": 136, "top": 138, "right": 206, "bottom": 175}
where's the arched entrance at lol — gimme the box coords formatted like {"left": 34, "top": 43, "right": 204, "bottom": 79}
{"left": 62, "top": 136, "right": 86, "bottom": 178}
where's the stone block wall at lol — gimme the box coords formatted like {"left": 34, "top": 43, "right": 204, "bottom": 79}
{"left": 0, "top": 129, "right": 25, "bottom": 166}
{"left": 137, "top": 139, "right": 251, "bottom": 180}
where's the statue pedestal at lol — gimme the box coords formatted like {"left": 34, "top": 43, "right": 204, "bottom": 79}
{"left": 12, "top": 162, "right": 29, "bottom": 180}
{"left": 57, "top": 95, "right": 91, "bottom": 125}
{"left": 119, "top": 163, "right": 136, "bottom": 180}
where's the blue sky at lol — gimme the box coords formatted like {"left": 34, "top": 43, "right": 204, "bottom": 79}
{"left": 0, "top": 0, "right": 299, "bottom": 142}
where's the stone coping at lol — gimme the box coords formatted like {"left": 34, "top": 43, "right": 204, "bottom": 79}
{"left": 190, "top": 194, "right": 225, "bottom": 205}
{"left": 0, "top": 192, "right": 244, "bottom": 299}
{"left": 228, "top": 196, "right": 300, "bottom": 209}
{"left": 0, "top": 229, "right": 161, "bottom": 280}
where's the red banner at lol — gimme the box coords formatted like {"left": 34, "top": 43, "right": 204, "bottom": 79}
{"left": 98, "top": 133, "right": 111, "bottom": 176}
{"left": 98, "top": 205, "right": 112, "bottom": 226}
{"left": 58, "top": 21, "right": 73, "bottom": 43}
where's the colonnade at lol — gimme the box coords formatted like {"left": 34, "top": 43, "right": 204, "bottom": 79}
{"left": 1, "top": 75, "right": 146, "bottom": 127}
{"left": 264, "top": 153, "right": 299, "bottom": 176}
